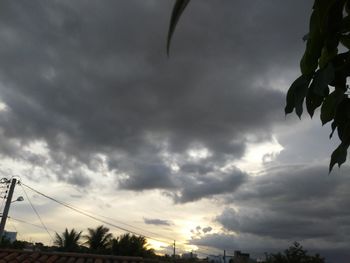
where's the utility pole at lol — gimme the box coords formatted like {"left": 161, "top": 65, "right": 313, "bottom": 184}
{"left": 223, "top": 250, "right": 226, "bottom": 263}
{"left": 0, "top": 178, "right": 17, "bottom": 238}
{"left": 173, "top": 240, "right": 176, "bottom": 262}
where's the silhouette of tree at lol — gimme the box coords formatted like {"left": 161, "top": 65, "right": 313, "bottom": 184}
{"left": 84, "top": 225, "right": 113, "bottom": 252}
{"left": 0, "top": 236, "right": 12, "bottom": 248}
{"left": 54, "top": 228, "right": 82, "bottom": 252}
{"left": 265, "top": 242, "right": 325, "bottom": 263}
{"left": 167, "top": 0, "right": 350, "bottom": 172}
{"left": 111, "top": 233, "right": 155, "bottom": 257}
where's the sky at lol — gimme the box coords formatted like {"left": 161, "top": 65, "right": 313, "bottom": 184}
{"left": 0, "top": 0, "right": 349, "bottom": 262}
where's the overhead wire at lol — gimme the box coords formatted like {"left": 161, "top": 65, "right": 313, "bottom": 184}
{"left": 93, "top": 213, "right": 175, "bottom": 242}
{"left": 7, "top": 217, "right": 22, "bottom": 240}
{"left": 20, "top": 184, "right": 54, "bottom": 244}
{"left": 21, "top": 182, "right": 174, "bottom": 246}
{"left": 20, "top": 181, "right": 227, "bottom": 257}
{"left": 8, "top": 216, "right": 57, "bottom": 233}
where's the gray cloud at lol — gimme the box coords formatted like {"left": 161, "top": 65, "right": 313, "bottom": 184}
{"left": 118, "top": 162, "right": 175, "bottom": 191}
{"left": 1, "top": 0, "right": 347, "bottom": 262}
{"left": 204, "top": 164, "right": 350, "bottom": 262}
{"left": 217, "top": 207, "right": 333, "bottom": 240}
{"left": 202, "top": 227, "right": 212, "bottom": 233}
{"left": 0, "top": 0, "right": 309, "bottom": 189}
{"left": 169, "top": 168, "right": 248, "bottom": 203}
{"left": 143, "top": 218, "right": 172, "bottom": 226}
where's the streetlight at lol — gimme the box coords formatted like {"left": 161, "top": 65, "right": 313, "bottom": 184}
{"left": 11, "top": 196, "right": 24, "bottom": 203}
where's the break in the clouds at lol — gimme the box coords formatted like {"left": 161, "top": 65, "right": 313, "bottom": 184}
{"left": 143, "top": 218, "right": 172, "bottom": 226}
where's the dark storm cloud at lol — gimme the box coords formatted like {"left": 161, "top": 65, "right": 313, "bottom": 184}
{"left": 201, "top": 164, "right": 350, "bottom": 262}
{"left": 169, "top": 168, "right": 248, "bottom": 203}
{"left": 217, "top": 207, "right": 333, "bottom": 239}
{"left": 143, "top": 218, "right": 172, "bottom": 226}
{"left": 118, "top": 162, "right": 175, "bottom": 190}
{"left": 0, "top": 0, "right": 312, "bottom": 188}
{"left": 116, "top": 153, "right": 248, "bottom": 202}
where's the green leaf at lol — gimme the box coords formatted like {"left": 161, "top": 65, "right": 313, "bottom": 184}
{"left": 300, "top": 9, "right": 324, "bottom": 75}
{"left": 315, "top": 0, "right": 337, "bottom": 32}
{"left": 340, "top": 34, "right": 350, "bottom": 49}
{"left": 330, "top": 120, "right": 337, "bottom": 138}
{"left": 285, "top": 75, "right": 312, "bottom": 117}
{"left": 319, "top": 47, "right": 338, "bottom": 68}
{"left": 310, "top": 63, "right": 334, "bottom": 97}
{"left": 329, "top": 143, "right": 348, "bottom": 172}
{"left": 334, "top": 98, "right": 350, "bottom": 129}
{"left": 340, "top": 15, "right": 350, "bottom": 32}
{"left": 306, "top": 88, "right": 324, "bottom": 117}
{"left": 320, "top": 89, "right": 344, "bottom": 125}
{"left": 339, "top": 122, "right": 350, "bottom": 144}
{"left": 166, "top": 0, "right": 191, "bottom": 55}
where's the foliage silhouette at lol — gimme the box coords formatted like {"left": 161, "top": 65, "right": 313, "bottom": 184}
{"left": 54, "top": 228, "right": 82, "bottom": 252}
{"left": 84, "top": 225, "right": 113, "bottom": 252}
{"left": 111, "top": 233, "right": 155, "bottom": 257}
{"left": 0, "top": 236, "right": 11, "bottom": 248}
{"left": 167, "top": 0, "right": 350, "bottom": 172}
{"left": 0, "top": 226, "right": 159, "bottom": 258}
{"left": 265, "top": 242, "right": 325, "bottom": 263}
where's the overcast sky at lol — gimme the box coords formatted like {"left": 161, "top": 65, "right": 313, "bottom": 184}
{"left": 0, "top": 1, "right": 348, "bottom": 262}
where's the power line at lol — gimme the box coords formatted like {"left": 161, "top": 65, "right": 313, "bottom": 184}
{"left": 8, "top": 216, "right": 57, "bottom": 233}
{"left": 93, "top": 214, "right": 175, "bottom": 242}
{"left": 20, "top": 184, "right": 54, "bottom": 244}
{"left": 15, "top": 181, "right": 226, "bottom": 258}
{"left": 21, "top": 182, "right": 174, "bottom": 246}
{"left": 30, "top": 195, "right": 175, "bottom": 243}
{"left": 20, "top": 181, "right": 223, "bottom": 257}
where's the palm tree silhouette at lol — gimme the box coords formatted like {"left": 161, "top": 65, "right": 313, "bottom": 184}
{"left": 111, "top": 233, "right": 155, "bottom": 257}
{"left": 54, "top": 228, "right": 82, "bottom": 252}
{"left": 84, "top": 225, "right": 113, "bottom": 252}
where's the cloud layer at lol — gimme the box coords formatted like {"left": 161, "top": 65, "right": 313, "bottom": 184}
{"left": 191, "top": 165, "right": 350, "bottom": 262}
{"left": 0, "top": 1, "right": 349, "bottom": 262}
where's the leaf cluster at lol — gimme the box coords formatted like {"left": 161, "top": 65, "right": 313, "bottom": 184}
{"left": 265, "top": 242, "right": 325, "bottom": 263}
{"left": 284, "top": 0, "right": 350, "bottom": 172}
{"left": 84, "top": 225, "right": 113, "bottom": 252}
{"left": 166, "top": 0, "right": 350, "bottom": 172}
{"left": 111, "top": 233, "right": 155, "bottom": 257}
{"left": 54, "top": 228, "right": 82, "bottom": 252}
{"left": 54, "top": 225, "right": 155, "bottom": 257}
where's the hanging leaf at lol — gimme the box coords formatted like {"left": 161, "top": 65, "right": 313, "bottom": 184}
{"left": 340, "top": 34, "right": 350, "bottom": 48}
{"left": 334, "top": 98, "right": 350, "bottom": 144}
{"left": 167, "top": 0, "right": 191, "bottom": 55}
{"left": 320, "top": 89, "right": 344, "bottom": 125}
{"left": 300, "top": 9, "right": 324, "bottom": 75}
{"left": 341, "top": 15, "right": 350, "bottom": 32}
{"left": 319, "top": 47, "right": 338, "bottom": 68}
{"left": 330, "top": 120, "right": 337, "bottom": 138}
{"left": 333, "top": 98, "right": 350, "bottom": 127}
{"left": 315, "top": 0, "right": 337, "bottom": 32}
{"left": 306, "top": 88, "right": 324, "bottom": 117}
{"left": 329, "top": 143, "right": 348, "bottom": 172}
{"left": 285, "top": 75, "right": 312, "bottom": 117}
{"left": 309, "top": 63, "right": 334, "bottom": 97}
